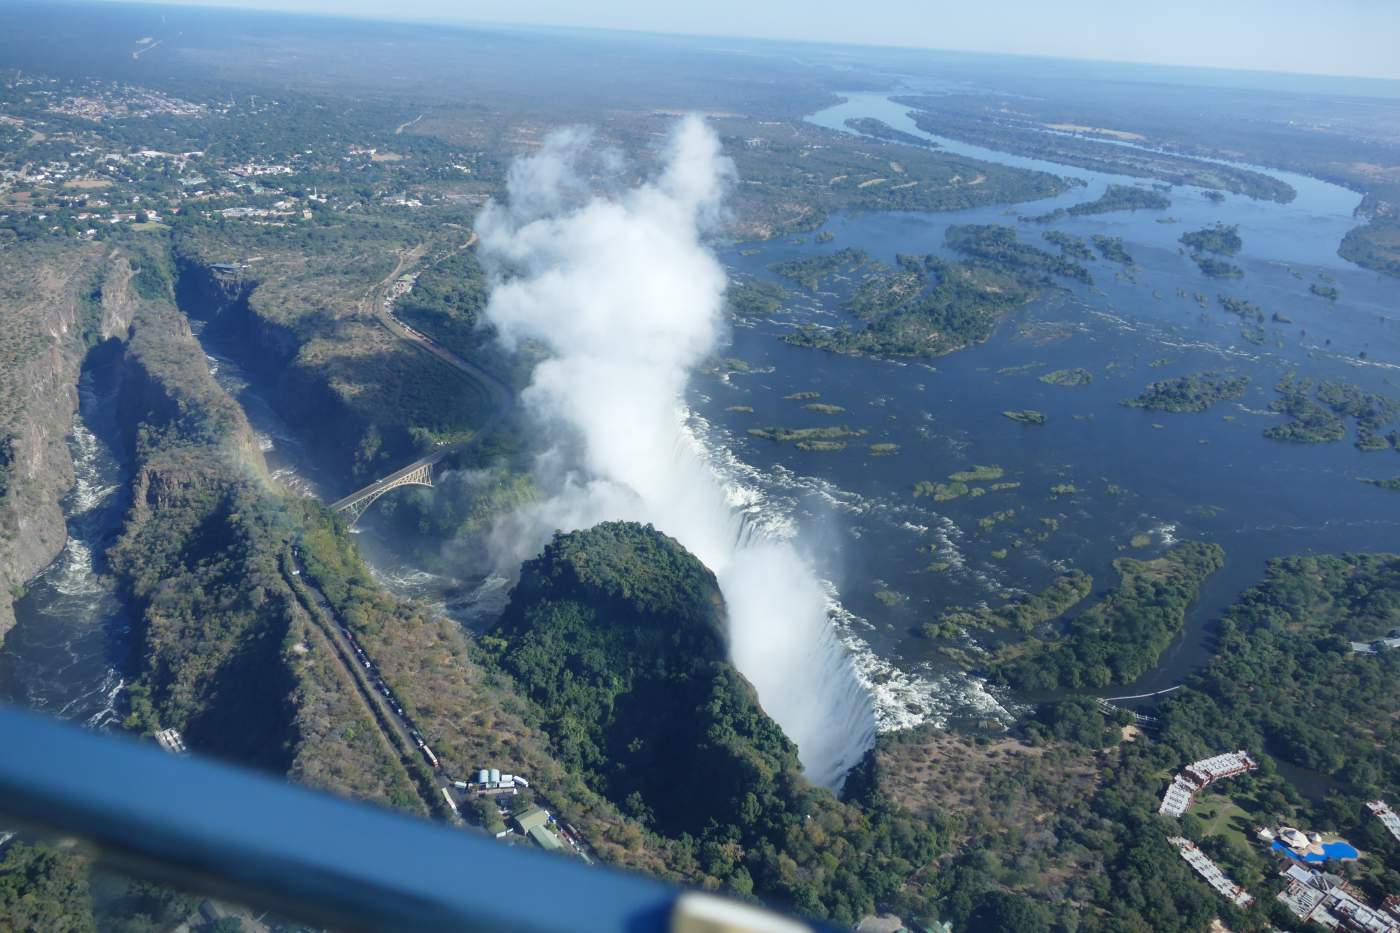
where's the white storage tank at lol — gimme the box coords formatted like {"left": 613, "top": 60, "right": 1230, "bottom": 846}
{"left": 476, "top": 769, "right": 490, "bottom": 785}
{"left": 489, "top": 768, "right": 501, "bottom": 784}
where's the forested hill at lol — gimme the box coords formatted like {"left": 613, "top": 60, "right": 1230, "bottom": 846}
{"left": 490, "top": 522, "right": 941, "bottom": 925}
{"left": 492, "top": 522, "right": 800, "bottom": 836}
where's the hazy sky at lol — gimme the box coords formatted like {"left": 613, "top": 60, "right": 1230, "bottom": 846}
{"left": 129, "top": 0, "right": 1400, "bottom": 81}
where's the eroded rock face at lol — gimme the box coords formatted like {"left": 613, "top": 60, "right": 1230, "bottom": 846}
{"left": 0, "top": 246, "right": 182, "bottom": 641}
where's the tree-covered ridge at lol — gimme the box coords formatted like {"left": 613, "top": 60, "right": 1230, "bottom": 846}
{"left": 489, "top": 522, "right": 943, "bottom": 924}
{"left": 505, "top": 521, "right": 726, "bottom": 640}
{"left": 492, "top": 522, "right": 786, "bottom": 834}
{"left": 997, "top": 541, "right": 1224, "bottom": 690}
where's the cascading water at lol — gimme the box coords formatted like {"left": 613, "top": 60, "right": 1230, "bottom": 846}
{"left": 0, "top": 362, "right": 133, "bottom": 730}
{"left": 477, "top": 116, "right": 876, "bottom": 786}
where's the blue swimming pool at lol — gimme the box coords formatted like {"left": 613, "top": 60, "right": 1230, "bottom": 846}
{"left": 1273, "top": 840, "right": 1359, "bottom": 863}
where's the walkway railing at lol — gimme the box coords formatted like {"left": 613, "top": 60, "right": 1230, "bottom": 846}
{"left": 0, "top": 707, "right": 819, "bottom": 933}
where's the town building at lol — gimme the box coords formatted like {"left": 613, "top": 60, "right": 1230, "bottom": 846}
{"left": 1169, "top": 838, "right": 1253, "bottom": 907}
{"left": 1158, "top": 750, "right": 1258, "bottom": 817}
{"left": 1277, "top": 863, "right": 1400, "bottom": 933}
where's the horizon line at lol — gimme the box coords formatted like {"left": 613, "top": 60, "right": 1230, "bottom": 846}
{"left": 75, "top": 0, "right": 1400, "bottom": 88}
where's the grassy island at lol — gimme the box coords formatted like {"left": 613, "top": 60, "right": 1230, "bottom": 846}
{"left": 1123, "top": 372, "right": 1249, "bottom": 412}
{"left": 747, "top": 425, "right": 865, "bottom": 444}
{"left": 769, "top": 248, "right": 869, "bottom": 290}
{"left": 1039, "top": 367, "right": 1093, "bottom": 386}
{"left": 1091, "top": 235, "right": 1135, "bottom": 265}
{"left": 784, "top": 224, "right": 1098, "bottom": 360}
{"left": 1217, "top": 295, "right": 1265, "bottom": 322}
{"left": 925, "top": 571, "right": 1092, "bottom": 636}
{"left": 1180, "top": 223, "right": 1243, "bottom": 256}
{"left": 945, "top": 224, "right": 1093, "bottom": 285}
{"left": 844, "top": 117, "right": 938, "bottom": 148}
{"left": 1002, "top": 409, "right": 1048, "bottom": 424}
{"left": 1042, "top": 230, "right": 1093, "bottom": 260}
{"left": 1030, "top": 183, "right": 1169, "bottom": 222}
{"left": 1265, "top": 375, "right": 1400, "bottom": 447}
{"left": 1191, "top": 255, "right": 1244, "bottom": 278}
{"left": 725, "top": 278, "right": 786, "bottom": 319}
{"left": 996, "top": 541, "right": 1224, "bottom": 690}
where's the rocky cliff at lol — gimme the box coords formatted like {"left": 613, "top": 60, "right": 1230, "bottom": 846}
{"left": 172, "top": 254, "right": 396, "bottom": 489}
{"left": 0, "top": 245, "right": 140, "bottom": 641}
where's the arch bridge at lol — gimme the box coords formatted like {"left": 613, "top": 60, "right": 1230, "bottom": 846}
{"left": 330, "top": 448, "right": 454, "bottom": 526}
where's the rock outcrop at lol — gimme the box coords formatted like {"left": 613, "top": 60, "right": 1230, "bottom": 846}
{"left": 0, "top": 245, "right": 140, "bottom": 641}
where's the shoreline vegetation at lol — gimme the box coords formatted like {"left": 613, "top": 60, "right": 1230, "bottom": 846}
{"left": 993, "top": 541, "right": 1225, "bottom": 690}
{"left": 892, "top": 96, "right": 1296, "bottom": 202}
{"left": 923, "top": 571, "right": 1093, "bottom": 637}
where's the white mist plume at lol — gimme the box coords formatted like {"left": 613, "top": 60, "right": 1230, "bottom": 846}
{"left": 477, "top": 116, "right": 875, "bottom": 786}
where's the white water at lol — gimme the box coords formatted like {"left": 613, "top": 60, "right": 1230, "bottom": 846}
{"left": 0, "top": 370, "right": 131, "bottom": 732}
{"left": 477, "top": 119, "right": 879, "bottom": 786}
{"left": 688, "top": 411, "right": 1016, "bottom": 739}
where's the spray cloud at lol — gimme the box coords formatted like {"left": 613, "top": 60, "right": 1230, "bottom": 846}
{"left": 477, "top": 117, "right": 874, "bottom": 786}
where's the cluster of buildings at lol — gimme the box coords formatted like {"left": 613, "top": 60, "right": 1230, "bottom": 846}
{"left": 1158, "top": 752, "right": 1400, "bottom": 931}
{"left": 43, "top": 86, "right": 209, "bottom": 122}
{"left": 385, "top": 273, "right": 417, "bottom": 310}
{"left": 458, "top": 768, "right": 585, "bottom": 858}
{"left": 1158, "top": 749, "right": 1258, "bottom": 817}
{"left": 453, "top": 767, "right": 530, "bottom": 800}
{"left": 1168, "top": 837, "right": 1253, "bottom": 907}
{"left": 153, "top": 728, "right": 187, "bottom": 755}
{"left": 512, "top": 806, "right": 563, "bottom": 852}
{"left": 1, "top": 73, "right": 466, "bottom": 245}
{"left": 1278, "top": 863, "right": 1400, "bottom": 933}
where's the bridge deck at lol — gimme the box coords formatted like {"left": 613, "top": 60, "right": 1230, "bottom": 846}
{"left": 329, "top": 445, "right": 457, "bottom": 512}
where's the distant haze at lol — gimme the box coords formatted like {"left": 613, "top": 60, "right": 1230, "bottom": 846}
{"left": 105, "top": 0, "right": 1400, "bottom": 82}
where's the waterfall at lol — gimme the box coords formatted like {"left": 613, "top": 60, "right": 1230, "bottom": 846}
{"left": 478, "top": 116, "right": 876, "bottom": 787}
